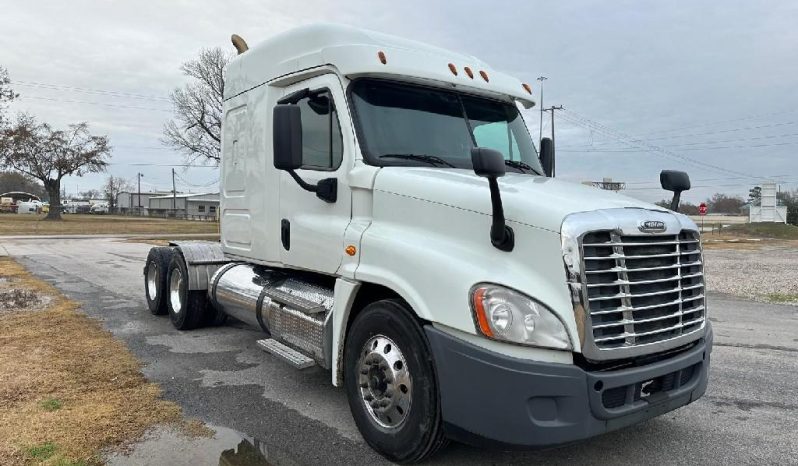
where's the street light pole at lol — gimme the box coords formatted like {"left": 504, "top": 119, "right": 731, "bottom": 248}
{"left": 536, "top": 76, "right": 547, "bottom": 143}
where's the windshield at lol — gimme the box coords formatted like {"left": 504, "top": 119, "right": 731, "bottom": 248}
{"left": 350, "top": 79, "right": 542, "bottom": 174}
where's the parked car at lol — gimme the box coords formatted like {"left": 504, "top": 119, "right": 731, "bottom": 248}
{"left": 90, "top": 203, "right": 109, "bottom": 214}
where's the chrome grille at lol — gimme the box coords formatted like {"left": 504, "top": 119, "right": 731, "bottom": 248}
{"left": 580, "top": 230, "right": 705, "bottom": 350}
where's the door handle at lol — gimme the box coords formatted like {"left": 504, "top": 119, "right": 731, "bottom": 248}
{"left": 281, "top": 219, "right": 290, "bottom": 251}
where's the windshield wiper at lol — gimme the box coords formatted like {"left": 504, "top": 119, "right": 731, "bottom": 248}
{"left": 379, "top": 154, "right": 456, "bottom": 168}
{"left": 504, "top": 160, "right": 538, "bottom": 174}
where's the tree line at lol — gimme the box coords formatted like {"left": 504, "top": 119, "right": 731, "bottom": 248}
{"left": 656, "top": 190, "right": 798, "bottom": 225}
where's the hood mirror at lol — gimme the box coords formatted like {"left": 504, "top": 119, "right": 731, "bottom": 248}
{"left": 471, "top": 147, "right": 514, "bottom": 252}
{"left": 660, "top": 170, "right": 691, "bottom": 211}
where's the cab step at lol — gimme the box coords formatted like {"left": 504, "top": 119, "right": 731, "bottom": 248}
{"left": 256, "top": 338, "right": 315, "bottom": 369}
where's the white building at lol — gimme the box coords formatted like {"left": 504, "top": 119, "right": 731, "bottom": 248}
{"left": 148, "top": 192, "right": 220, "bottom": 219}
{"left": 749, "top": 182, "right": 787, "bottom": 223}
{"left": 116, "top": 191, "right": 173, "bottom": 214}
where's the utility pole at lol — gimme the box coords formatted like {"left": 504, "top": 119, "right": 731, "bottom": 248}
{"left": 137, "top": 172, "right": 143, "bottom": 213}
{"left": 172, "top": 168, "right": 177, "bottom": 215}
{"left": 542, "top": 105, "right": 563, "bottom": 176}
{"left": 536, "top": 76, "right": 547, "bottom": 143}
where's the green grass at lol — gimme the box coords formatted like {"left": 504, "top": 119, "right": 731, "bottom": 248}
{"left": 765, "top": 293, "right": 798, "bottom": 304}
{"left": 25, "top": 442, "right": 57, "bottom": 460}
{"left": 40, "top": 398, "right": 63, "bottom": 411}
{"left": 723, "top": 223, "right": 798, "bottom": 239}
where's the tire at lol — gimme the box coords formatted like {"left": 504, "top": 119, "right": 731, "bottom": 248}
{"left": 344, "top": 299, "right": 447, "bottom": 463}
{"left": 144, "top": 247, "right": 173, "bottom": 315}
{"left": 166, "top": 253, "right": 207, "bottom": 330}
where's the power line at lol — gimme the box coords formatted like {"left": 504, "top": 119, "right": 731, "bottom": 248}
{"left": 558, "top": 140, "right": 798, "bottom": 152}
{"left": 561, "top": 123, "right": 798, "bottom": 149}
{"left": 16, "top": 95, "right": 172, "bottom": 113}
{"left": 174, "top": 171, "right": 219, "bottom": 188}
{"left": 558, "top": 110, "right": 766, "bottom": 180}
{"left": 11, "top": 80, "right": 171, "bottom": 102}
{"left": 637, "top": 108, "right": 798, "bottom": 136}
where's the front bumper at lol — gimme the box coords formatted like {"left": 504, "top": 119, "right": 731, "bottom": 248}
{"left": 425, "top": 323, "right": 712, "bottom": 449}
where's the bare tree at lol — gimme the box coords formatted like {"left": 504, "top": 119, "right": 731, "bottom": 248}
{"left": 0, "top": 114, "right": 111, "bottom": 220}
{"left": 103, "top": 175, "right": 133, "bottom": 212}
{"left": 707, "top": 193, "right": 745, "bottom": 215}
{"left": 79, "top": 189, "right": 101, "bottom": 199}
{"left": 162, "top": 48, "right": 232, "bottom": 164}
{"left": 0, "top": 66, "right": 18, "bottom": 127}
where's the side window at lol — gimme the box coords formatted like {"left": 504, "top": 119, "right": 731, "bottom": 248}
{"left": 198, "top": 205, "right": 206, "bottom": 213}
{"left": 296, "top": 91, "right": 344, "bottom": 170}
{"left": 472, "top": 122, "right": 521, "bottom": 160}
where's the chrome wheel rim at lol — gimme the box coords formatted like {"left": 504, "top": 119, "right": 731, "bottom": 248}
{"left": 357, "top": 335, "right": 412, "bottom": 429}
{"left": 146, "top": 263, "right": 159, "bottom": 301}
{"left": 169, "top": 267, "right": 183, "bottom": 314}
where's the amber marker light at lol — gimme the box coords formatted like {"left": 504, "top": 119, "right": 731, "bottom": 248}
{"left": 345, "top": 245, "right": 357, "bottom": 256}
{"left": 377, "top": 51, "right": 387, "bottom": 64}
{"left": 448, "top": 63, "right": 458, "bottom": 76}
{"left": 472, "top": 287, "right": 494, "bottom": 338}
{"left": 522, "top": 83, "right": 532, "bottom": 94}
{"left": 464, "top": 66, "right": 474, "bottom": 79}
{"left": 479, "top": 70, "right": 490, "bottom": 82}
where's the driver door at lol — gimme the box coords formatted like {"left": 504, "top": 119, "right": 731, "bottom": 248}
{"left": 277, "top": 75, "right": 353, "bottom": 274}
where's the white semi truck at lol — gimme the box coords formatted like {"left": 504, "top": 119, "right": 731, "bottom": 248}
{"left": 142, "top": 24, "right": 712, "bottom": 463}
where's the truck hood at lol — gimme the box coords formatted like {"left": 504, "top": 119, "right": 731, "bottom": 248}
{"left": 373, "top": 167, "right": 664, "bottom": 233}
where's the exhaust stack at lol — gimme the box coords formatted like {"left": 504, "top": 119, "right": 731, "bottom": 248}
{"left": 231, "top": 34, "right": 249, "bottom": 54}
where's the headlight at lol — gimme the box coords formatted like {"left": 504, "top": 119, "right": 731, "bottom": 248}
{"left": 470, "top": 284, "right": 572, "bottom": 350}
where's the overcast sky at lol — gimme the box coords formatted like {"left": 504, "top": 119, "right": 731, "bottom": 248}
{"left": 2, "top": 0, "right": 796, "bottom": 203}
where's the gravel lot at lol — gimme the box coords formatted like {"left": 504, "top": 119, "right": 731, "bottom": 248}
{"left": 704, "top": 242, "right": 798, "bottom": 304}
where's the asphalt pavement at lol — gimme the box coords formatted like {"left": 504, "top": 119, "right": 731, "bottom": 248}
{"left": 1, "top": 237, "right": 796, "bottom": 465}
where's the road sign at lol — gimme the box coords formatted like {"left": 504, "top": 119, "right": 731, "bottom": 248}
{"left": 699, "top": 203, "right": 708, "bottom": 216}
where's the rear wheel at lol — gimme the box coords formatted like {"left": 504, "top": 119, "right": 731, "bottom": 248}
{"left": 166, "top": 254, "right": 206, "bottom": 330}
{"left": 344, "top": 299, "right": 447, "bottom": 463}
{"left": 144, "top": 247, "right": 173, "bottom": 315}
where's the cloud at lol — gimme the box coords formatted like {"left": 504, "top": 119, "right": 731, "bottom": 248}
{"left": 2, "top": 0, "right": 796, "bottom": 202}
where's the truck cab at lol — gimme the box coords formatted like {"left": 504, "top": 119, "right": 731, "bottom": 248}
{"left": 142, "top": 23, "right": 711, "bottom": 463}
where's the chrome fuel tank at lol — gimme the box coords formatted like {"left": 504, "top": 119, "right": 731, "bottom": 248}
{"left": 208, "top": 263, "right": 335, "bottom": 367}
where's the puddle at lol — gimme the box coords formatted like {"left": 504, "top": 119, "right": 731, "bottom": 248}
{"left": 106, "top": 424, "right": 300, "bottom": 466}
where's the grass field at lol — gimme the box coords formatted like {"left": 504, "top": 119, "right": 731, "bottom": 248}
{"left": 0, "top": 257, "right": 209, "bottom": 465}
{"left": 720, "top": 222, "right": 798, "bottom": 239}
{"left": 0, "top": 214, "right": 219, "bottom": 236}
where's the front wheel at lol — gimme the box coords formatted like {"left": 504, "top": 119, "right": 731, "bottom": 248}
{"left": 344, "top": 299, "right": 447, "bottom": 463}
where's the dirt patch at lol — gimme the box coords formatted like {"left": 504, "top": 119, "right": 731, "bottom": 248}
{"left": 0, "top": 289, "right": 42, "bottom": 313}
{"left": 0, "top": 257, "right": 208, "bottom": 465}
